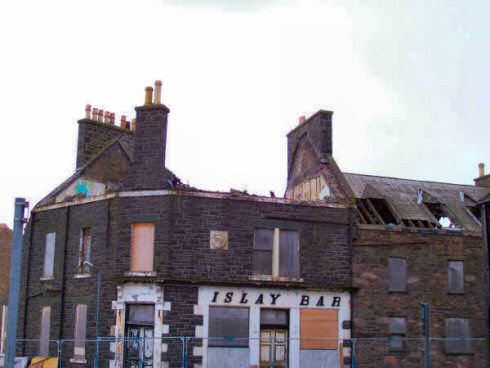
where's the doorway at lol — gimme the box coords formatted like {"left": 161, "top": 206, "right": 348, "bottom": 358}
{"left": 260, "top": 309, "right": 289, "bottom": 368}
{"left": 124, "top": 304, "right": 155, "bottom": 368}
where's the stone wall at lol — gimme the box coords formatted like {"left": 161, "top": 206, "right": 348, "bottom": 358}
{"left": 0, "top": 224, "right": 12, "bottom": 303}
{"left": 352, "top": 226, "right": 488, "bottom": 368}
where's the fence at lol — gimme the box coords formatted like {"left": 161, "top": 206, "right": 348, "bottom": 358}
{"left": 3, "top": 336, "right": 488, "bottom": 368}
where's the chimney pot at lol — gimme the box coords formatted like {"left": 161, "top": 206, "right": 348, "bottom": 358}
{"left": 98, "top": 109, "right": 104, "bottom": 122}
{"left": 154, "top": 80, "right": 162, "bottom": 105}
{"left": 121, "top": 115, "right": 127, "bottom": 128}
{"left": 110, "top": 112, "right": 115, "bottom": 125}
{"left": 104, "top": 111, "right": 110, "bottom": 124}
{"left": 479, "top": 163, "right": 485, "bottom": 177}
{"left": 145, "top": 87, "right": 153, "bottom": 105}
{"left": 92, "top": 108, "right": 98, "bottom": 121}
{"left": 299, "top": 116, "right": 306, "bottom": 125}
{"left": 85, "top": 105, "right": 92, "bottom": 119}
{"left": 131, "top": 119, "right": 136, "bottom": 132}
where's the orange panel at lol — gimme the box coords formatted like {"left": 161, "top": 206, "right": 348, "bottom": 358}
{"left": 300, "top": 309, "right": 338, "bottom": 350}
{"left": 131, "top": 223, "right": 155, "bottom": 272}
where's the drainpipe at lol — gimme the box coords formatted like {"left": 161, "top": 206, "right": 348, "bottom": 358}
{"left": 5, "top": 198, "right": 28, "bottom": 368}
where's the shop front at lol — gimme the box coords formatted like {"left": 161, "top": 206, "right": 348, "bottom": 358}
{"left": 195, "top": 286, "right": 351, "bottom": 368}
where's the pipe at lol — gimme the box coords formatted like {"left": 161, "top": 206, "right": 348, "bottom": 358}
{"left": 5, "top": 198, "right": 28, "bottom": 368}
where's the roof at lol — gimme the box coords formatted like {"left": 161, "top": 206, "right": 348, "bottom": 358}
{"left": 343, "top": 172, "right": 490, "bottom": 232}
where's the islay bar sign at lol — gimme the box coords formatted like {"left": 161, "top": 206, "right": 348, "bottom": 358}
{"left": 210, "top": 291, "right": 342, "bottom": 308}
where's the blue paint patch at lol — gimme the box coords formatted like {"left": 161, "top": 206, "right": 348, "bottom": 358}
{"left": 76, "top": 181, "right": 91, "bottom": 198}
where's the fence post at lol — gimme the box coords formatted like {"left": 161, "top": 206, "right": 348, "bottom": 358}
{"left": 57, "top": 339, "right": 63, "bottom": 368}
{"left": 421, "top": 302, "right": 430, "bottom": 368}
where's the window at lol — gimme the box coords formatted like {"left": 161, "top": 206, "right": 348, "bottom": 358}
{"left": 448, "top": 261, "right": 464, "bottom": 294}
{"left": 0, "top": 306, "right": 7, "bottom": 355}
{"left": 389, "top": 258, "right": 406, "bottom": 292}
{"left": 73, "top": 304, "right": 87, "bottom": 359}
{"left": 78, "top": 228, "right": 91, "bottom": 274}
{"left": 300, "top": 309, "right": 338, "bottom": 350}
{"left": 389, "top": 317, "right": 406, "bottom": 350}
{"left": 424, "top": 202, "right": 459, "bottom": 229}
{"left": 253, "top": 228, "right": 299, "bottom": 278}
{"left": 43, "top": 233, "right": 56, "bottom": 278}
{"left": 40, "top": 306, "right": 51, "bottom": 357}
{"left": 208, "top": 307, "right": 249, "bottom": 347}
{"left": 130, "top": 223, "right": 155, "bottom": 272}
{"left": 445, "top": 318, "right": 471, "bottom": 354}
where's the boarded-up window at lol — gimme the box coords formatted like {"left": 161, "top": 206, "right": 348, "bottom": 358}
{"left": 74, "top": 304, "right": 87, "bottom": 358}
{"left": 208, "top": 307, "right": 249, "bottom": 347}
{"left": 446, "top": 318, "right": 471, "bottom": 354}
{"left": 131, "top": 223, "right": 155, "bottom": 272}
{"left": 40, "top": 306, "right": 51, "bottom": 356}
{"left": 279, "top": 230, "right": 299, "bottom": 278}
{"left": 0, "top": 306, "right": 7, "bottom": 354}
{"left": 389, "top": 258, "right": 406, "bottom": 292}
{"left": 253, "top": 229, "right": 273, "bottom": 275}
{"left": 126, "top": 304, "right": 155, "bottom": 325}
{"left": 448, "top": 261, "right": 464, "bottom": 294}
{"left": 43, "top": 233, "right": 56, "bottom": 278}
{"left": 79, "top": 228, "right": 91, "bottom": 274}
{"left": 300, "top": 309, "right": 338, "bottom": 350}
{"left": 389, "top": 317, "right": 406, "bottom": 350}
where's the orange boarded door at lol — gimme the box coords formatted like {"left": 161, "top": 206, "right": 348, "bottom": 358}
{"left": 300, "top": 309, "right": 338, "bottom": 350}
{"left": 131, "top": 223, "right": 155, "bottom": 272}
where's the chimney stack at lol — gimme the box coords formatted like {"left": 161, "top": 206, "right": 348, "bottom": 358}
{"left": 479, "top": 163, "right": 485, "bottom": 178}
{"left": 123, "top": 82, "right": 171, "bottom": 190}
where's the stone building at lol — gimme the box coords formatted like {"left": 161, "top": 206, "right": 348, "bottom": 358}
{"left": 17, "top": 83, "right": 355, "bottom": 368}
{"left": 0, "top": 224, "right": 12, "bottom": 357}
{"left": 286, "top": 112, "right": 490, "bottom": 367}
{"left": 16, "top": 82, "right": 489, "bottom": 368}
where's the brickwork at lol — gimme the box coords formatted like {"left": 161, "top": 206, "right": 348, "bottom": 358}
{"left": 0, "top": 224, "right": 12, "bottom": 303}
{"left": 352, "top": 227, "right": 488, "bottom": 368}
{"left": 76, "top": 119, "right": 134, "bottom": 169}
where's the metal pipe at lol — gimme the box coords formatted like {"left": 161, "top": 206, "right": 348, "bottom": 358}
{"left": 421, "top": 302, "right": 430, "bottom": 368}
{"left": 5, "top": 198, "right": 28, "bottom": 368}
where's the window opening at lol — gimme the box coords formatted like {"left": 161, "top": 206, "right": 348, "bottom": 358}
{"left": 74, "top": 304, "right": 87, "bottom": 359}
{"left": 300, "top": 309, "right": 338, "bottom": 350}
{"left": 424, "top": 202, "right": 459, "bottom": 229}
{"left": 43, "top": 233, "right": 56, "bottom": 278}
{"left": 445, "top": 318, "right": 471, "bottom": 354}
{"left": 208, "top": 306, "right": 249, "bottom": 347}
{"left": 130, "top": 223, "right": 155, "bottom": 272}
{"left": 389, "top": 317, "right": 406, "bottom": 350}
{"left": 79, "top": 228, "right": 91, "bottom": 274}
{"left": 124, "top": 304, "right": 155, "bottom": 367}
{"left": 448, "top": 261, "right": 464, "bottom": 294}
{"left": 261, "top": 309, "right": 289, "bottom": 368}
{"left": 389, "top": 258, "right": 407, "bottom": 292}
{"left": 40, "top": 306, "right": 51, "bottom": 357}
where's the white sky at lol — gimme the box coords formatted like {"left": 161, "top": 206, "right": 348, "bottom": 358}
{"left": 0, "top": 0, "right": 489, "bottom": 227}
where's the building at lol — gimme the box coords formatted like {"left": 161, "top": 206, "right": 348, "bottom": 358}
{"left": 0, "top": 224, "right": 12, "bottom": 357}
{"left": 17, "top": 83, "right": 355, "bottom": 368}
{"left": 286, "top": 113, "right": 490, "bottom": 367}
{"left": 16, "top": 82, "right": 489, "bottom": 368}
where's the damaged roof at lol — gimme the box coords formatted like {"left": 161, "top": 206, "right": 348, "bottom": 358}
{"left": 343, "top": 172, "right": 490, "bottom": 232}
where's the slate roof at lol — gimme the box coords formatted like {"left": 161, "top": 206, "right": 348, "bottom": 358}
{"left": 343, "top": 172, "right": 490, "bottom": 232}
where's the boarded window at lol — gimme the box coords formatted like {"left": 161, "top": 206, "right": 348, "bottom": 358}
{"left": 74, "top": 304, "right": 87, "bottom": 358}
{"left": 448, "top": 261, "right": 464, "bottom": 294}
{"left": 39, "top": 307, "right": 51, "bottom": 357}
{"left": 208, "top": 307, "right": 249, "bottom": 347}
{"left": 445, "top": 318, "right": 471, "bottom": 354}
{"left": 0, "top": 306, "right": 7, "bottom": 354}
{"left": 300, "top": 309, "right": 338, "bottom": 350}
{"left": 43, "top": 233, "right": 56, "bottom": 278}
{"left": 126, "top": 304, "right": 155, "bottom": 326}
{"left": 389, "top": 317, "right": 406, "bottom": 350}
{"left": 279, "top": 230, "right": 299, "bottom": 278}
{"left": 79, "top": 228, "right": 91, "bottom": 274}
{"left": 389, "top": 258, "right": 406, "bottom": 292}
{"left": 260, "top": 309, "right": 289, "bottom": 327}
{"left": 130, "top": 223, "right": 155, "bottom": 272}
{"left": 253, "top": 229, "right": 273, "bottom": 275}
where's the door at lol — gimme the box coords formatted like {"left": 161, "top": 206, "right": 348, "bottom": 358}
{"left": 260, "top": 329, "right": 288, "bottom": 368}
{"left": 124, "top": 326, "right": 154, "bottom": 368}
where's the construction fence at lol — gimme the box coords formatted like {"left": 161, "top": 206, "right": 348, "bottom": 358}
{"left": 2, "top": 336, "right": 488, "bottom": 368}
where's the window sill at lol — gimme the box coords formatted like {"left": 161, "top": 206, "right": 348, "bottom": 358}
{"left": 40, "top": 276, "right": 54, "bottom": 281}
{"left": 74, "top": 274, "right": 92, "bottom": 279}
{"left": 447, "top": 292, "right": 465, "bottom": 295}
{"left": 249, "top": 275, "right": 304, "bottom": 282}
{"left": 388, "top": 290, "right": 408, "bottom": 294}
{"left": 69, "top": 358, "right": 87, "bottom": 364}
{"left": 125, "top": 271, "right": 157, "bottom": 277}
{"left": 444, "top": 351, "right": 473, "bottom": 356}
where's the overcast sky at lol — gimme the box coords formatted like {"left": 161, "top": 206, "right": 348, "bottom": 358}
{"left": 0, "top": 0, "right": 489, "bottom": 227}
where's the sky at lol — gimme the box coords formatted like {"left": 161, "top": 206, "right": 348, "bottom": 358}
{"left": 0, "top": 0, "right": 489, "bottom": 227}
